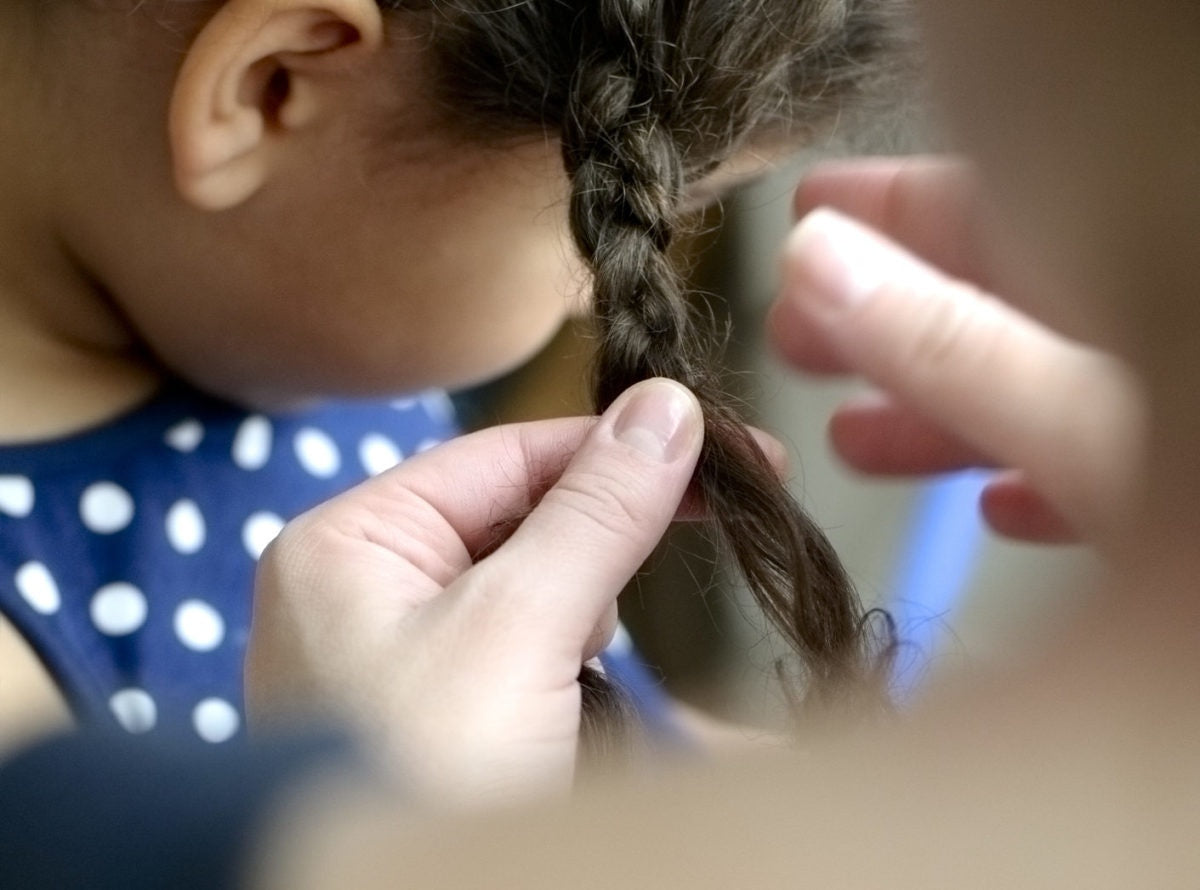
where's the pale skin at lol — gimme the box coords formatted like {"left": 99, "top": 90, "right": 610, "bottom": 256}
{"left": 246, "top": 2, "right": 1200, "bottom": 886}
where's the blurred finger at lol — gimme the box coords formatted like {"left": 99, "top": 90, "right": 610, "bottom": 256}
{"left": 829, "top": 392, "right": 996, "bottom": 475}
{"left": 765, "top": 296, "right": 851, "bottom": 374}
{"left": 981, "top": 472, "right": 1080, "bottom": 544}
{"left": 776, "top": 207, "right": 1134, "bottom": 535}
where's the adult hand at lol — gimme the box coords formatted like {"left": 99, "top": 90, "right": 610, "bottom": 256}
{"left": 245, "top": 378, "right": 703, "bottom": 804}
{"left": 769, "top": 156, "right": 1144, "bottom": 545}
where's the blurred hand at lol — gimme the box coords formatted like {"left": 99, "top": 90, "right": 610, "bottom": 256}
{"left": 245, "top": 379, "right": 703, "bottom": 804}
{"left": 769, "top": 156, "right": 1144, "bottom": 544}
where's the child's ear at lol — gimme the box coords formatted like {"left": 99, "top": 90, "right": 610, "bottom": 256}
{"left": 168, "top": 0, "right": 384, "bottom": 211}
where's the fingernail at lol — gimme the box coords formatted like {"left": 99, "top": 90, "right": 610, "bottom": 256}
{"left": 612, "top": 379, "right": 701, "bottom": 462}
{"left": 783, "top": 208, "right": 894, "bottom": 310}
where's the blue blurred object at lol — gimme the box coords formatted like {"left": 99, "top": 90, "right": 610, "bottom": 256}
{"left": 888, "top": 471, "right": 991, "bottom": 702}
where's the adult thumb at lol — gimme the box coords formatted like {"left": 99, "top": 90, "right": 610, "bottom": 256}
{"left": 473, "top": 378, "right": 704, "bottom": 643}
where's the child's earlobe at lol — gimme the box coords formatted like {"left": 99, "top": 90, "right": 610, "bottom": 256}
{"left": 167, "top": 0, "right": 384, "bottom": 211}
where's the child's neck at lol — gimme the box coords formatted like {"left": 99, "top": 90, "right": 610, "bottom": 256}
{"left": 0, "top": 316, "right": 160, "bottom": 444}
{"left": 0, "top": 231, "right": 160, "bottom": 445}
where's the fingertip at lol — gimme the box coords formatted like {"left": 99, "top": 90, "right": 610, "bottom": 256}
{"left": 980, "top": 478, "right": 1079, "bottom": 544}
{"left": 827, "top": 402, "right": 881, "bottom": 473}
{"left": 782, "top": 208, "right": 901, "bottom": 312}
{"left": 748, "top": 426, "right": 790, "bottom": 478}
{"left": 609, "top": 378, "right": 704, "bottom": 464}
{"left": 770, "top": 223, "right": 858, "bottom": 374}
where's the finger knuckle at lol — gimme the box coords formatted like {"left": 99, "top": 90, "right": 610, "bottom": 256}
{"left": 896, "top": 281, "right": 996, "bottom": 380}
{"left": 255, "top": 521, "right": 318, "bottom": 595}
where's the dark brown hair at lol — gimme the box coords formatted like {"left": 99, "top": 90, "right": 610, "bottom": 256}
{"left": 385, "top": 0, "right": 899, "bottom": 737}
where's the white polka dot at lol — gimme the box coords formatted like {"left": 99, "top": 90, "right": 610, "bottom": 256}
{"left": 390, "top": 397, "right": 419, "bottom": 411}
{"left": 165, "top": 499, "right": 207, "bottom": 554}
{"left": 80, "top": 482, "right": 135, "bottom": 534}
{"left": 164, "top": 419, "right": 205, "bottom": 453}
{"left": 90, "top": 582, "right": 148, "bottom": 636}
{"left": 193, "top": 698, "right": 240, "bottom": 744}
{"left": 359, "top": 434, "right": 403, "bottom": 477}
{"left": 15, "top": 562, "right": 60, "bottom": 615}
{"left": 174, "top": 600, "right": 225, "bottom": 652}
{"left": 110, "top": 689, "right": 157, "bottom": 734}
{"left": 0, "top": 475, "right": 34, "bottom": 518}
{"left": 232, "top": 415, "right": 273, "bottom": 471}
{"left": 294, "top": 428, "right": 341, "bottom": 479}
{"left": 419, "top": 390, "right": 456, "bottom": 425}
{"left": 415, "top": 437, "right": 443, "bottom": 454}
{"left": 242, "top": 512, "right": 285, "bottom": 560}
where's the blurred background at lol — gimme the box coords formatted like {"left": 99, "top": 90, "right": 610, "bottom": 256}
{"left": 459, "top": 89, "right": 1095, "bottom": 727}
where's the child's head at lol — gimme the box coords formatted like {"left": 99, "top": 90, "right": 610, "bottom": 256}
{"left": 7, "top": 0, "right": 887, "bottom": 406}
{"left": 8, "top": 0, "right": 588, "bottom": 406}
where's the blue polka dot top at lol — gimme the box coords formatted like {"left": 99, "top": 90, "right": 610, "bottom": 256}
{"left": 0, "top": 384, "right": 682, "bottom": 748}
{"left": 0, "top": 384, "right": 458, "bottom": 744}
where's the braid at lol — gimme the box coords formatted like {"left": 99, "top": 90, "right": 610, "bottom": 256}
{"left": 562, "top": 6, "right": 690, "bottom": 390}
{"left": 391, "top": 0, "right": 900, "bottom": 730}
{"left": 562, "top": 0, "right": 884, "bottom": 714}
